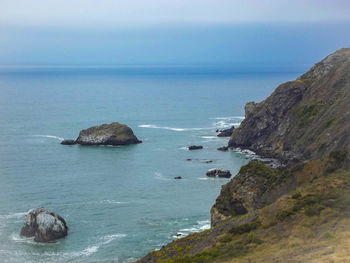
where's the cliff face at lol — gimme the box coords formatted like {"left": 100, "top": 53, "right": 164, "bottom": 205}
{"left": 229, "top": 48, "right": 350, "bottom": 164}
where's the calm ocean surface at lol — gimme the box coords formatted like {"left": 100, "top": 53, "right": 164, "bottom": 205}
{"left": 0, "top": 66, "right": 302, "bottom": 262}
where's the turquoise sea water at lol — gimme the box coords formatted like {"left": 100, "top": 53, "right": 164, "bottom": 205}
{"left": 0, "top": 67, "right": 301, "bottom": 262}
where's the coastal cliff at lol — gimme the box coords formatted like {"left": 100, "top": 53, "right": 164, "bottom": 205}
{"left": 138, "top": 48, "right": 350, "bottom": 263}
{"left": 229, "top": 48, "right": 350, "bottom": 165}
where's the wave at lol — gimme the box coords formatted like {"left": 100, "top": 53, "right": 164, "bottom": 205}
{"left": 212, "top": 116, "right": 244, "bottom": 120}
{"left": 0, "top": 212, "right": 26, "bottom": 220}
{"left": 233, "top": 148, "right": 256, "bottom": 156}
{"left": 10, "top": 233, "right": 126, "bottom": 259}
{"left": 99, "top": 200, "right": 126, "bottom": 205}
{"left": 32, "top": 135, "right": 64, "bottom": 141}
{"left": 200, "top": 136, "right": 219, "bottom": 139}
{"left": 212, "top": 120, "right": 241, "bottom": 129}
{"left": 76, "top": 234, "right": 127, "bottom": 257}
{"left": 139, "top": 124, "right": 212, "bottom": 132}
{"left": 177, "top": 220, "right": 210, "bottom": 236}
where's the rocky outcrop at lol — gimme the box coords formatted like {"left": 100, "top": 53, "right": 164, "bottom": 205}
{"left": 217, "top": 146, "right": 229, "bottom": 151}
{"left": 244, "top": 102, "right": 257, "bottom": 117}
{"left": 229, "top": 48, "right": 350, "bottom": 165}
{"left": 210, "top": 161, "right": 296, "bottom": 227}
{"left": 61, "top": 139, "right": 76, "bottom": 145}
{"left": 20, "top": 208, "right": 68, "bottom": 242}
{"left": 75, "top": 122, "right": 141, "bottom": 146}
{"left": 188, "top": 145, "right": 203, "bottom": 150}
{"left": 206, "top": 168, "right": 231, "bottom": 178}
{"left": 217, "top": 126, "right": 235, "bottom": 137}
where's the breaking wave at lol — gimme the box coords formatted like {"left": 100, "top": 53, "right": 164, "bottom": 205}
{"left": 32, "top": 135, "right": 64, "bottom": 141}
{"left": 139, "top": 124, "right": 212, "bottom": 131}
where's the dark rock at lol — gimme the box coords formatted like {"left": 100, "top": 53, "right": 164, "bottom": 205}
{"left": 217, "top": 126, "right": 235, "bottom": 137}
{"left": 206, "top": 168, "right": 231, "bottom": 178}
{"left": 217, "top": 146, "right": 229, "bottom": 151}
{"left": 20, "top": 208, "right": 68, "bottom": 242}
{"left": 60, "top": 139, "right": 76, "bottom": 145}
{"left": 75, "top": 122, "right": 141, "bottom": 146}
{"left": 174, "top": 176, "right": 182, "bottom": 179}
{"left": 186, "top": 158, "right": 192, "bottom": 161}
{"left": 188, "top": 145, "right": 203, "bottom": 150}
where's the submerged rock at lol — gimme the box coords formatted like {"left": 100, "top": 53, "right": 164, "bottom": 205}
{"left": 188, "top": 145, "right": 203, "bottom": 150}
{"left": 61, "top": 139, "right": 76, "bottom": 145}
{"left": 20, "top": 208, "right": 68, "bottom": 242}
{"left": 217, "top": 126, "right": 235, "bottom": 137}
{"left": 217, "top": 146, "right": 229, "bottom": 151}
{"left": 206, "top": 168, "right": 231, "bottom": 178}
{"left": 75, "top": 122, "right": 141, "bottom": 146}
{"left": 174, "top": 176, "right": 182, "bottom": 179}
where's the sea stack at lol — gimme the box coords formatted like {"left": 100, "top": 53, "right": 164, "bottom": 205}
{"left": 75, "top": 122, "right": 141, "bottom": 146}
{"left": 20, "top": 208, "right": 68, "bottom": 242}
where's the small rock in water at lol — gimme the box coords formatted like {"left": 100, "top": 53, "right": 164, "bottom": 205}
{"left": 217, "top": 146, "right": 229, "bottom": 151}
{"left": 61, "top": 139, "right": 76, "bottom": 145}
{"left": 174, "top": 176, "right": 182, "bottom": 179}
{"left": 206, "top": 168, "right": 232, "bottom": 178}
{"left": 186, "top": 158, "right": 192, "bottom": 161}
{"left": 217, "top": 126, "right": 235, "bottom": 137}
{"left": 20, "top": 208, "right": 68, "bottom": 242}
{"left": 188, "top": 145, "right": 203, "bottom": 150}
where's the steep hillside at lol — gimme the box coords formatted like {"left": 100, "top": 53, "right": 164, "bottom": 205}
{"left": 229, "top": 48, "right": 350, "bottom": 165}
{"left": 137, "top": 48, "right": 350, "bottom": 263}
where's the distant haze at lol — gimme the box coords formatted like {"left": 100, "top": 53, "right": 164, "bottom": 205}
{"left": 0, "top": 0, "right": 350, "bottom": 66}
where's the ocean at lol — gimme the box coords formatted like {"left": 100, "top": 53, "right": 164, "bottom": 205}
{"left": 0, "top": 66, "right": 302, "bottom": 262}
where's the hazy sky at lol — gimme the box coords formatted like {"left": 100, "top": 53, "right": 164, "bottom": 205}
{"left": 1, "top": 0, "right": 350, "bottom": 66}
{"left": 1, "top": 0, "right": 350, "bottom": 28}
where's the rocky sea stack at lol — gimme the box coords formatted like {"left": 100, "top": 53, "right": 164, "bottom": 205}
{"left": 75, "top": 122, "right": 141, "bottom": 146}
{"left": 20, "top": 208, "right": 68, "bottom": 242}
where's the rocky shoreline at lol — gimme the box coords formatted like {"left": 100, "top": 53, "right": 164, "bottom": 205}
{"left": 137, "top": 48, "right": 350, "bottom": 263}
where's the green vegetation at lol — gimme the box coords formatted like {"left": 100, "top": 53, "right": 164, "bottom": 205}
{"left": 297, "top": 100, "right": 322, "bottom": 128}
{"left": 229, "top": 218, "right": 261, "bottom": 235}
{"left": 239, "top": 161, "right": 290, "bottom": 186}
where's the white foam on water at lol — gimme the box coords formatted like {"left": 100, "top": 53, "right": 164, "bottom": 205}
{"left": 0, "top": 212, "right": 26, "bottom": 220}
{"left": 212, "top": 116, "right": 244, "bottom": 120}
{"left": 177, "top": 219, "right": 211, "bottom": 237}
{"left": 100, "top": 200, "right": 126, "bottom": 205}
{"left": 200, "top": 136, "right": 219, "bottom": 139}
{"left": 139, "top": 124, "right": 212, "bottom": 132}
{"left": 32, "top": 135, "right": 64, "bottom": 141}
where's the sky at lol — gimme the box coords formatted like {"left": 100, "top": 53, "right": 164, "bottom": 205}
{"left": 0, "top": 0, "right": 350, "bottom": 66}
